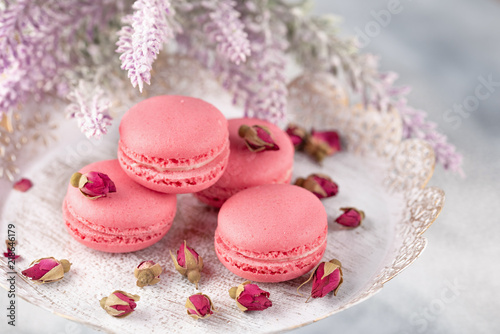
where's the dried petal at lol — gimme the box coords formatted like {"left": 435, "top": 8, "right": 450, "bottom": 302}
{"left": 3, "top": 240, "right": 20, "bottom": 259}
{"left": 229, "top": 281, "right": 272, "bottom": 312}
{"left": 298, "top": 259, "right": 343, "bottom": 302}
{"left": 70, "top": 171, "right": 116, "bottom": 200}
{"left": 185, "top": 293, "right": 215, "bottom": 319}
{"left": 13, "top": 178, "right": 33, "bottom": 192}
{"left": 285, "top": 124, "right": 308, "bottom": 149}
{"left": 100, "top": 290, "right": 140, "bottom": 318}
{"left": 170, "top": 240, "right": 203, "bottom": 288}
{"left": 304, "top": 129, "right": 341, "bottom": 162}
{"left": 294, "top": 174, "right": 338, "bottom": 199}
{"left": 335, "top": 207, "right": 365, "bottom": 228}
{"left": 238, "top": 124, "right": 279, "bottom": 152}
{"left": 21, "top": 257, "right": 71, "bottom": 284}
{"left": 134, "top": 261, "right": 163, "bottom": 287}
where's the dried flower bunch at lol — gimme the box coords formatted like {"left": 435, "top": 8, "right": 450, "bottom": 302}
{"left": 0, "top": 0, "right": 461, "bottom": 174}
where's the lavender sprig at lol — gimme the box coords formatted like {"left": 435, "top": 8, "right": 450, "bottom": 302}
{"left": 203, "top": 0, "right": 251, "bottom": 64}
{"left": 116, "top": 0, "right": 178, "bottom": 92}
{"left": 273, "top": 1, "right": 463, "bottom": 173}
{"left": 378, "top": 72, "right": 464, "bottom": 174}
{"left": 66, "top": 80, "right": 112, "bottom": 139}
{"left": 0, "top": 0, "right": 124, "bottom": 115}
{"left": 177, "top": 0, "right": 288, "bottom": 122}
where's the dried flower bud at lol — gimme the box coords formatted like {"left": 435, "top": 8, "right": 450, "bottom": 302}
{"left": 298, "top": 259, "right": 343, "bottom": 302}
{"left": 3, "top": 240, "right": 20, "bottom": 259}
{"left": 170, "top": 240, "right": 203, "bottom": 288}
{"left": 238, "top": 124, "right": 279, "bottom": 152}
{"left": 229, "top": 281, "right": 272, "bottom": 312}
{"left": 335, "top": 207, "right": 365, "bottom": 228}
{"left": 294, "top": 174, "right": 338, "bottom": 199}
{"left": 286, "top": 124, "right": 308, "bottom": 150}
{"left": 21, "top": 257, "right": 71, "bottom": 284}
{"left": 70, "top": 171, "right": 116, "bottom": 200}
{"left": 134, "top": 261, "right": 162, "bottom": 287}
{"left": 304, "top": 129, "right": 341, "bottom": 162}
{"left": 13, "top": 178, "right": 33, "bottom": 192}
{"left": 100, "top": 290, "right": 140, "bottom": 318}
{"left": 185, "top": 293, "right": 216, "bottom": 319}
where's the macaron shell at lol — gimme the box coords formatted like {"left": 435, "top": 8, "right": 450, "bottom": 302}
{"left": 117, "top": 95, "right": 230, "bottom": 193}
{"left": 218, "top": 184, "right": 327, "bottom": 253}
{"left": 119, "top": 95, "right": 228, "bottom": 160}
{"left": 62, "top": 159, "right": 177, "bottom": 253}
{"left": 63, "top": 200, "right": 171, "bottom": 253}
{"left": 195, "top": 118, "right": 294, "bottom": 206}
{"left": 215, "top": 228, "right": 326, "bottom": 282}
{"left": 215, "top": 184, "right": 328, "bottom": 282}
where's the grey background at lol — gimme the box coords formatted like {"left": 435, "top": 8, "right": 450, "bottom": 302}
{"left": 2, "top": 0, "right": 499, "bottom": 333}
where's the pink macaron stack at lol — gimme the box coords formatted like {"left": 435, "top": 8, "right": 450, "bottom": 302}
{"left": 62, "top": 94, "right": 328, "bottom": 284}
{"left": 63, "top": 95, "right": 230, "bottom": 253}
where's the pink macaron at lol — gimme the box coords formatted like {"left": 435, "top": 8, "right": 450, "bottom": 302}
{"left": 118, "top": 95, "right": 230, "bottom": 194}
{"left": 195, "top": 118, "right": 294, "bottom": 207}
{"left": 62, "top": 159, "right": 177, "bottom": 253}
{"left": 215, "top": 184, "right": 328, "bottom": 282}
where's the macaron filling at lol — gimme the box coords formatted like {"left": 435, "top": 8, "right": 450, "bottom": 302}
{"left": 63, "top": 200, "right": 174, "bottom": 246}
{"left": 214, "top": 227, "right": 327, "bottom": 275}
{"left": 64, "top": 200, "right": 172, "bottom": 235}
{"left": 118, "top": 139, "right": 228, "bottom": 171}
{"left": 118, "top": 140, "right": 230, "bottom": 189}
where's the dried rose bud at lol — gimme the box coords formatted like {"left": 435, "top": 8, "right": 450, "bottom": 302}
{"left": 134, "top": 261, "right": 162, "bottom": 287}
{"left": 21, "top": 257, "right": 71, "bottom": 284}
{"left": 3, "top": 240, "right": 20, "bottom": 259}
{"left": 294, "top": 174, "right": 338, "bottom": 199}
{"left": 298, "top": 259, "right": 343, "bottom": 302}
{"left": 304, "top": 129, "right": 341, "bottom": 162}
{"left": 13, "top": 178, "right": 33, "bottom": 192}
{"left": 100, "top": 290, "right": 140, "bottom": 318}
{"left": 238, "top": 124, "right": 279, "bottom": 152}
{"left": 286, "top": 124, "right": 308, "bottom": 150}
{"left": 185, "top": 293, "right": 216, "bottom": 320}
{"left": 229, "top": 281, "right": 272, "bottom": 312}
{"left": 335, "top": 207, "right": 365, "bottom": 228}
{"left": 170, "top": 240, "right": 203, "bottom": 288}
{"left": 70, "top": 171, "right": 116, "bottom": 200}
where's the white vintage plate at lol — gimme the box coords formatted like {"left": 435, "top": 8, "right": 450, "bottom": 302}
{"left": 0, "top": 57, "right": 444, "bottom": 333}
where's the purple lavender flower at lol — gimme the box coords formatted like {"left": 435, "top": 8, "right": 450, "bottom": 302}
{"left": 116, "top": 0, "right": 179, "bottom": 92}
{"left": 0, "top": 1, "right": 123, "bottom": 116}
{"left": 66, "top": 80, "right": 112, "bottom": 139}
{"left": 203, "top": 0, "right": 251, "bottom": 64}
{"left": 178, "top": 1, "right": 288, "bottom": 123}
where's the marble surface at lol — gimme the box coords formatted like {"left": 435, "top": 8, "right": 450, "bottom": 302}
{"left": 1, "top": 0, "right": 499, "bottom": 333}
